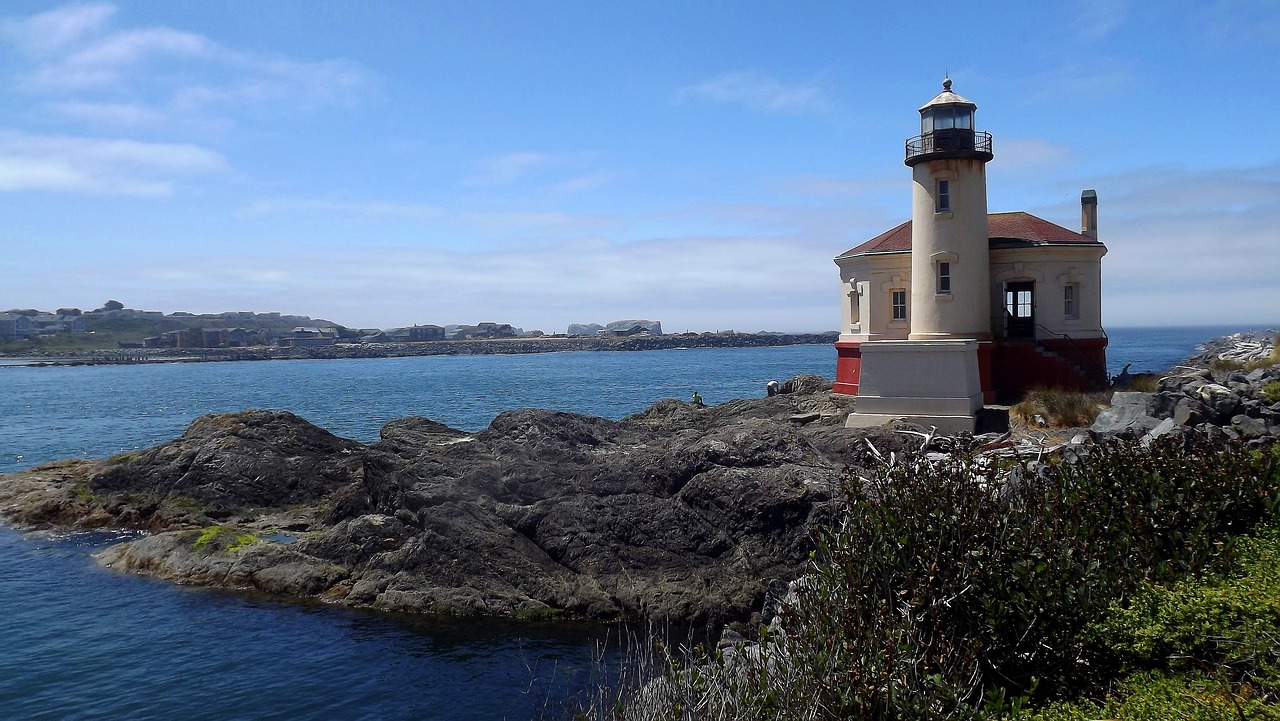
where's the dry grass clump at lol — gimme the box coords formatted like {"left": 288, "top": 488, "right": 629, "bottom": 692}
{"left": 1010, "top": 388, "right": 1110, "bottom": 428}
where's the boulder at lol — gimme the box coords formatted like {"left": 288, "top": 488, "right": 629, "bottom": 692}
{"left": 1090, "top": 392, "right": 1160, "bottom": 436}
{"left": 1194, "top": 383, "right": 1240, "bottom": 420}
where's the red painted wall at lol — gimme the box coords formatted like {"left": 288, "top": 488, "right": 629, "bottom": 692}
{"left": 834, "top": 341, "right": 861, "bottom": 395}
{"left": 832, "top": 337, "right": 1107, "bottom": 399}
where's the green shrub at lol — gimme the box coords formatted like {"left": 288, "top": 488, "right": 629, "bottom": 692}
{"left": 1087, "top": 525, "right": 1280, "bottom": 699}
{"left": 586, "top": 438, "right": 1280, "bottom": 721}
{"left": 1264, "top": 381, "right": 1280, "bottom": 404}
{"left": 1019, "top": 670, "right": 1277, "bottom": 721}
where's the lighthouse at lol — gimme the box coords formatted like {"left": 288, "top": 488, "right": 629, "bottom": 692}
{"left": 833, "top": 78, "right": 1109, "bottom": 430}
{"left": 905, "top": 77, "right": 993, "bottom": 342}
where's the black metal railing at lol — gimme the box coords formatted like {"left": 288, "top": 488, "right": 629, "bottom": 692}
{"left": 905, "top": 129, "right": 993, "bottom": 160}
{"left": 1035, "top": 323, "right": 1109, "bottom": 388}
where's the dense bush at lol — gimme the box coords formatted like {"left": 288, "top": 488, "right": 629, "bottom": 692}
{"left": 1030, "top": 525, "right": 1280, "bottom": 719}
{"left": 580, "top": 437, "right": 1280, "bottom": 720}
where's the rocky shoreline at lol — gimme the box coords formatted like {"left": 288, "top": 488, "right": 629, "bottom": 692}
{"left": 2, "top": 331, "right": 1276, "bottom": 626}
{"left": 1092, "top": 329, "right": 1280, "bottom": 445}
{"left": 0, "top": 331, "right": 839, "bottom": 367}
{"left": 0, "top": 375, "right": 873, "bottom": 624}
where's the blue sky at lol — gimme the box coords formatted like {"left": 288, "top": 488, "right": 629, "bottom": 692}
{"left": 0, "top": 1, "right": 1276, "bottom": 332}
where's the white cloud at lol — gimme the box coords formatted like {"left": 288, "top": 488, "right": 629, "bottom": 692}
{"left": 0, "top": 130, "right": 228, "bottom": 195}
{"left": 101, "top": 231, "right": 839, "bottom": 332}
{"left": 677, "top": 72, "right": 829, "bottom": 114}
{"left": 242, "top": 198, "right": 445, "bottom": 220}
{"left": 52, "top": 100, "right": 167, "bottom": 126}
{"left": 991, "top": 138, "right": 1075, "bottom": 173}
{"left": 1071, "top": 0, "right": 1128, "bottom": 41}
{"left": 2, "top": 3, "right": 115, "bottom": 54}
{"left": 1081, "top": 163, "right": 1280, "bottom": 325}
{"left": 2, "top": 3, "right": 374, "bottom": 125}
{"left": 464, "top": 152, "right": 560, "bottom": 186}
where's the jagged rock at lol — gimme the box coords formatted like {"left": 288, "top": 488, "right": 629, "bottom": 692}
{"left": 1090, "top": 392, "right": 1160, "bottom": 436}
{"left": 780, "top": 374, "right": 831, "bottom": 395}
{"left": 1, "top": 374, "right": 869, "bottom": 625}
{"left": 1141, "top": 418, "right": 1181, "bottom": 447}
{"left": 1195, "top": 383, "right": 1240, "bottom": 420}
{"left": 1173, "top": 397, "right": 1208, "bottom": 426}
{"left": 1232, "top": 415, "right": 1269, "bottom": 439}
{"left": 88, "top": 410, "right": 365, "bottom": 518}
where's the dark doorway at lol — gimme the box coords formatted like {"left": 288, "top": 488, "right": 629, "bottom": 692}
{"left": 1004, "top": 281, "right": 1035, "bottom": 339}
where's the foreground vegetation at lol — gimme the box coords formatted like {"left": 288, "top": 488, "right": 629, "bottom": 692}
{"left": 565, "top": 435, "right": 1280, "bottom": 720}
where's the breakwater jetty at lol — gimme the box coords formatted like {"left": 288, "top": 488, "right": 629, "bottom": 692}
{"left": 0, "top": 332, "right": 839, "bottom": 367}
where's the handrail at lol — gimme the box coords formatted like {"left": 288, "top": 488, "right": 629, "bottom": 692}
{"left": 1034, "top": 323, "right": 1109, "bottom": 386}
{"left": 905, "top": 130, "right": 993, "bottom": 160}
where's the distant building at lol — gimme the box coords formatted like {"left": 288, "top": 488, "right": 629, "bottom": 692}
{"left": 448, "top": 323, "right": 518, "bottom": 340}
{"left": 0, "top": 313, "right": 35, "bottom": 340}
{"left": 279, "top": 327, "right": 338, "bottom": 347}
{"left": 383, "top": 325, "right": 445, "bottom": 342}
{"left": 602, "top": 320, "right": 662, "bottom": 336}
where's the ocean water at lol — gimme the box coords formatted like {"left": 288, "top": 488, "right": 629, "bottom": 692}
{"left": 0, "top": 345, "right": 832, "bottom": 721}
{"left": 0, "top": 332, "right": 1266, "bottom": 720}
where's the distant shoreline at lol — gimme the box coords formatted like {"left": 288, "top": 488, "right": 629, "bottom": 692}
{"left": 0, "top": 332, "right": 840, "bottom": 367}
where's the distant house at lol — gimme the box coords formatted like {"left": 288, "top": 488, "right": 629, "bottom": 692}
{"left": 0, "top": 313, "right": 35, "bottom": 340}
{"left": 279, "top": 327, "right": 338, "bottom": 347}
{"left": 384, "top": 324, "right": 445, "bottom": 342}
{"left": 200, "top": 328, "right": 229, "bottom": 348}
{"left": 143, "top": 329, "right": 196, "bottom": 349}
{"left": 448, "top": 322, "right": 517, "bottom": 340}
{"left": 225, "top": 328, "right": 262, "bottom": 347}
{"left": 0, "top": 310, "right": 84, "bottom": 339}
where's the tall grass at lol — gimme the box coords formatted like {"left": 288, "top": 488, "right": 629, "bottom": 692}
{"left": 1010, "top": 388, "right": 1109, "bottom": 428}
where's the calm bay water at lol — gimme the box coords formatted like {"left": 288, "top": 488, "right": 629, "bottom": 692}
{"left": 0, "top": 331, "right": 1266, "bottom": 719}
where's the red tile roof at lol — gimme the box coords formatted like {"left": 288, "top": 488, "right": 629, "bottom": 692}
{"left": 836, "top": 211, "right": 1100, "bottom": 259}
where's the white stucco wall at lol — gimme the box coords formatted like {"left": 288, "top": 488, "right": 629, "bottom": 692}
{"left": 988, "top": 245, "right": 1107, "bottom": 340}
{"left": 836, "top": 252, "right": 911, "bottom": 342}
{"left": 909, "top": 158, "right": 991, "bottom": 340}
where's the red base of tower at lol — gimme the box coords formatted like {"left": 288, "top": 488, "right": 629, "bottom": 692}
{"left": 833, "top": 337, "right": 1108, "bottom": 402}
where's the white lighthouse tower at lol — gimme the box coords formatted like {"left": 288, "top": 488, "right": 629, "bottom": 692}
{"left": 844, "top": 77, "right": 993, "bottom": 433}
{"left": 906, "top": 77, "right": 993, "bottom": 341}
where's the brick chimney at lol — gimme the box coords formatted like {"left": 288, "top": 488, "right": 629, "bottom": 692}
{"left": 1080, "top": 189, "right": 1098, "bottom": 239}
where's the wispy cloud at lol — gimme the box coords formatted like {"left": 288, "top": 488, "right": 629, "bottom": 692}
{"left": 1025, "top": 61, "right": 1134, "bottom": 103}
{"left": 677, "top": 72, "right": 829, "bottom": 114}
{"left": 1, "top": 3, "right": 115, "bottom": 54}
{"left": 992, "top": 138, "right": 1075, "bottom": 173}
{"left": 52, "top": 100, "right": 167, "bottom": 126}
{"left": 1052, "top": 162, "right": 1280, "bottom": 325}
{"left": 242, "top": 198, "right": 445, "bottom": 220}
{"left": 1, "top": 2, "right": 374, "bottom": 125}
{"left": 1071, "top": 0, "right": 1128, "bottom": 41}
{"left": 0, "top": 130, "right": 227, "bottom": 195}
{"left": 464, "top": 152, "right": 561, "bottom": 186}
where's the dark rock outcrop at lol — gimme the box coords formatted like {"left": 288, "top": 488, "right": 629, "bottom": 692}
{"left": 1, "top": 378, "right": 863, "bottom": 624}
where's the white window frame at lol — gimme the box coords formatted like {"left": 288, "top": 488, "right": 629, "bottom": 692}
{"left": 936, "top": 179, "right": 951, "bottom": 213}
{"left": 891, "top": 289, "right": 907, "bottom": 321}
{"left": 937, "top": 261, "right": 952, "bottom": 295}
{"left": 1063, "top": 283, "right": 1079, "bottom": 320}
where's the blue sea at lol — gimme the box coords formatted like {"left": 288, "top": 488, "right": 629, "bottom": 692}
{"left": 0, "top": 328, "right": 1268, "bottom": 719}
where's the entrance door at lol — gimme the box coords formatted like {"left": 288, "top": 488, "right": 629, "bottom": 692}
{"left": 1004, "top": 281, "right": 1035, "bottom": 339}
